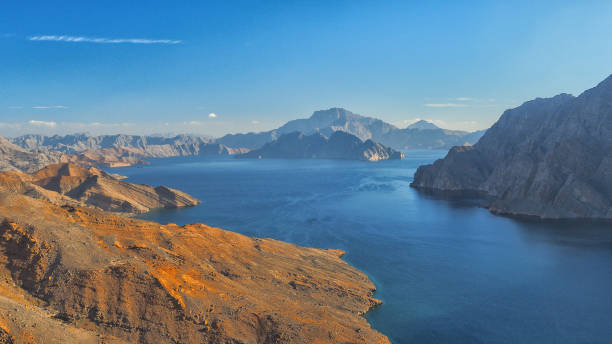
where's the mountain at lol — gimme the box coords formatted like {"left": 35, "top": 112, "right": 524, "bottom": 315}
{"left": 0, "top": 192, "right": 389, "bottom": 343}
{"left": 0, "top": 137, "right": 65, "bottom": 172}
{"left": 411, "top": 74, "right": 612, "bottom": 219}
{"left": 238, "top": 131, "right": 404, "bottom": 161}
{"left": 0, "top": 163, "right": 200, "bottom": 214}
{"left": 10, "top": 134, "right": 248, "bottom": 159}
{"left": 217, "top": 108, "right": 484, "bottom": 150}
{"left": 406, "top": 119, "right": 440, "bottom": 130}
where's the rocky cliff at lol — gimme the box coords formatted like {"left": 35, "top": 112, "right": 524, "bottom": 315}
{"left": 0, "top": 163, "right": 200, "bottom": 214}
{"left": 0, "top": 193, "right": 389, "bottom": 343}
{"left": 412, "top": 74, "right": 612, "bottom": 219}
{"left": 238, "top": 131, "right": 404, "bottom": 161}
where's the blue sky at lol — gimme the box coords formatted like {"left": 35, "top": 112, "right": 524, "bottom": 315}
{"left": 1, "top": 1, "right": 612, "bottom": 137}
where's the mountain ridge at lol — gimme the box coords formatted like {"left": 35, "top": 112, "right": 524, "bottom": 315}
{"left": 411, "top": 74, "right": 612, "bottom": 219}
{"left": 217, "top": 108, "right": 484, "bottom": 150}
{"left": 238, "top": 131, "right": 404, "bottom": 161}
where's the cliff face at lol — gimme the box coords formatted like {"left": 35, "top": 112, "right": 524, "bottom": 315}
{"left": 0, "top": 163, "right": 200, "bottom": 214}
{"left": 412, "top": 74, "right": 612, "bottom": 219}
{"left": 0, "top": 193, "right": 389, "bottom": 343}
{"left": 238, "top": 131, "right": 404, "bottom": 161}
{"left": 217, "top": 107, "right": 483, "bottom": 150}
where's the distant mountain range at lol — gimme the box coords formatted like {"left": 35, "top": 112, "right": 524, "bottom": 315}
{"left": 6, "top": 108, "right": 484, "bottom": 168}
{"left": 218, "top": 108, "right": 485, "bottom": 150}
{"left": 238, "top": 131, "right": 404, "bottom": 161}
{"left": 10, "top": 133, "right": 246, "bottom": 157}
{"left": 412, "top": 74, "right": 612, "bottom": 220}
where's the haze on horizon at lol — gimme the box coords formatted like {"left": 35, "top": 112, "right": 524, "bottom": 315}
{"left": 2, "top": 1, "right": 612, "bottom": 138}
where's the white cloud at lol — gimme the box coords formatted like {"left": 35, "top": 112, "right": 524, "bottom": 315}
{"left": 28, "top": 120, "right": 57, "bottom": 127}
{"left": 28, "top": 35, "right": 182, "bottom": 45}
{"left": 32, "top": 105, "right": 67, "bottom": 109}
{"left": 208, "top": 113, "right": 217, "bottom": 118}
{"left": 251, "top": 120, "right": 260, "bottom": 124}
{"left": 424, "top": 103, "right": 468, "bottom": 108}
{"left": 455, "top": 97, "right": 472, "bottom": 101}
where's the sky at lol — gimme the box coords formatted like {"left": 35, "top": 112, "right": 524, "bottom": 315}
{"left": 1, "top": 1, "right": 612, "bottom": 137}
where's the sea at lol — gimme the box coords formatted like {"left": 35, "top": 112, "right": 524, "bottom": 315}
{"left": 112, "top": 150, "right": 612, "bottom": 344}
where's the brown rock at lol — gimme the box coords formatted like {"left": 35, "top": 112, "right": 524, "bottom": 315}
{"left": 0, "top": 163, "right": 200, "bottom": 214}
{"left": 0, "top": 193, "right": 389, "bottom": 343}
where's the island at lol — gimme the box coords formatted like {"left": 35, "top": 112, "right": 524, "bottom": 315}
{"left": 237, "top": 131, "right": 404, "bottom": 161}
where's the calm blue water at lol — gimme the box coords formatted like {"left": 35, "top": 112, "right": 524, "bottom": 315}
{"left": 114, "top": 151, "right": 612, "bottom": 344}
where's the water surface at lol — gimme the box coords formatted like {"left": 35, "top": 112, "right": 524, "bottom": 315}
{"left": 115, "top": 151, "right": 612, "bottom": 343}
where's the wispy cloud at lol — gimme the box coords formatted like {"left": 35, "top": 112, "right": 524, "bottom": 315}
{"left": 29, "top": 35, "right": 182, "bottom": 45}
{"left": 28, "top": 120, "right": 57, "bottom": 127}
{"left": 32, "top": 105, "right": 68, "bottom": 109}
{"left": 455, "top": 97, "right": 472, "bottom": 101}
{"left": 251, "top": 120, "right": 260, "bottom": 124}
{"left": 424, "top": 103, "right": 468, "bottom": 108}
{"left": 208, "top": 113, "right": 217, "bottom": 118}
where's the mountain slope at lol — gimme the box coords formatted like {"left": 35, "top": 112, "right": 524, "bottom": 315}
{"left": 0, "top": 163, "right": 200, "bottom": 214}
{"left": 217, "top": 108, "right": 483, "bottom": 150}
{"left": 238, "top": 131, "right": 404, "bottom": 161}
{"left": 411, "top": 74, "right": 612, "bottom": 219}
{"left": 0, "top": 137, "right": 65, "bottom": 173}
{"left": 0, "top": 193, "right": 389, "bottom": 343}
{"left": 10, "top": 134, "right": 248, "bottom": 159}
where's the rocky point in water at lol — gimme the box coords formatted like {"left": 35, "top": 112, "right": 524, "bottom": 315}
{"left": 411, "top": 74, "right": 612, "bottom": 220}
{"left": 238, "top": 130, "right": 404, "bottom": 161}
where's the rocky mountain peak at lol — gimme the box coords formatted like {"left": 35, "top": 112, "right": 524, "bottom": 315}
{"left": 406, "top": 120, "right": 440, "bottom": 130}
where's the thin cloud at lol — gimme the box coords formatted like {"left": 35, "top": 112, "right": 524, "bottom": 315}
{"left": 251, "top": 120, "right": 260, "bottom": 124}
{"left": 455, "top": 97, "right": 472, "bottom": 101}
{"left": 32, "top": 105, "right": 68, "bottom": 109}
{"left": 208, "top": 113, "right": 217, "bottom": 118}
{"left": 28, "top": 120, "right": 57, "bottom": 127}
{"left": 29, "top": 35, "right": 182, "bottom": 45}
{"left": 424, "top": 103, "right": 468, "bottom": 108}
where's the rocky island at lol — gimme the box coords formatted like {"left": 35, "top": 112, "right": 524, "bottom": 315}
{"left": 238, "top": 131, "right": 404, "bottom": 161}
{"left": 411, "top": 74, "right": 612, "bottom": 220}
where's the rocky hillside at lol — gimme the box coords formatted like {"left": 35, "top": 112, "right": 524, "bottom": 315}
{"left": 0, "top": 193, "right": 389, "bottom": 343}
{"left": 217, "top": 108, "right": 484, "bottom": 150}
{"left": 238, "top": 131, "right": 404, "bottom": 161}
{"left": 412, "top": 74, "right": 612, "bottom": 219}
{"left": 0, "top": 137, "right": 65, "bottom": 173}
{"left": 0, "top": 163, "right": 199, "bottom": 214}
{"left": 10, "top": 134, "right": 248, "bottom": 159}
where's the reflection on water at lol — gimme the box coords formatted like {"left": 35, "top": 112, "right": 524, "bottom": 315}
{"left": 114, "top": 151, "right": 612, "bottom": 344}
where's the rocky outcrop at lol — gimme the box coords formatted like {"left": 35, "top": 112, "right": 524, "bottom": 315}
{"left": 0, "top": 163, "right": 200, "bottom": 214}
{"left": 412, "top": 74, "right": 612, "bottom": 219}
{"left": 218, "top": 108, "right": 484, "bottom": 150}
{"left": 238, "top": 131, "right": 404, "bottom": 161}
{"left": 0, "top": 193, "right": 389, "bottom": 343}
